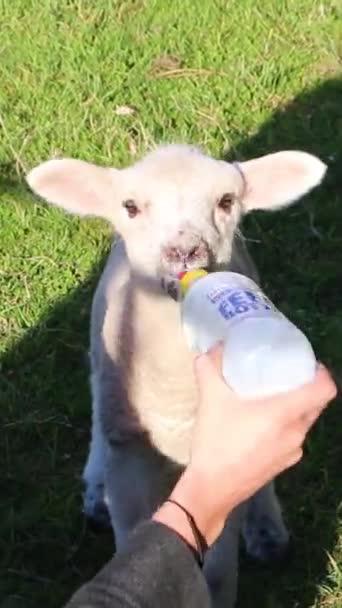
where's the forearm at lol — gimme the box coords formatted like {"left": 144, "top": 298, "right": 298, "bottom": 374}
{"left": 65, "top": 520, "right": 210, "bottom": 608}
{"left": 65, "top": 468, "right": 236, "bottom": 608}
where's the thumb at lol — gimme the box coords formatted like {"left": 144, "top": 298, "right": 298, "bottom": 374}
{"left": 194, "top": 343, "right": 234, "bottom": 400}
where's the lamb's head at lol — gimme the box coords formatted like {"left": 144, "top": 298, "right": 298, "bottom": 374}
{"left": 27, "top": 144, "right": 326, "bottom": 282}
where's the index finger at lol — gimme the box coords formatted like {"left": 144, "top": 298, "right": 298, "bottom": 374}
{"left": 264, "top": 366, "right": 337, "bottom": 422}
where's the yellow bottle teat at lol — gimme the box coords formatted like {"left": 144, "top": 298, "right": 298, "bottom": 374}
{"left": 178, "top": 269, "right": 208, "bottom": 297}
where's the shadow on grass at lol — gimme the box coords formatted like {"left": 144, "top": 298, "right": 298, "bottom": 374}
{"left": 229, "top": 76, "right": 342, "bottom": 608}
{"left": 1, "top": 253, "right": 115, "bottom": 608}
{"left": 1, "top": 76, "right": 341, "bottom": 608}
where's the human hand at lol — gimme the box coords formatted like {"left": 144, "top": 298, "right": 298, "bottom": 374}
{"left": 169, "top": 346, "right": 336, "bottom": 544}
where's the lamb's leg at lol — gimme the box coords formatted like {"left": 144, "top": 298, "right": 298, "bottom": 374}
{"left": 105, "top": 437, "right": 181, "bottom": 549}
{"left": 203, "top": 507, "right": 245, "bottom": 608}
{"left": 242, "top": 481, "right": 290, "bottom": 562}
{"left": 82, "top": 378, "right": 110, "bottom": 526}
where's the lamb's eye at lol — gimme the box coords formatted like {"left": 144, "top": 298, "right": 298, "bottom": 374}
{"left": 218, "top": 193, "right": 235, "bottom": 213}
{"left": 122, "top": 199, "right": 139, "bottom": 218}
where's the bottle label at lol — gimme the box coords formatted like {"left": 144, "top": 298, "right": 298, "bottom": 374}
{"left": 207, "top": 285, "right": 277, "bottom": 321}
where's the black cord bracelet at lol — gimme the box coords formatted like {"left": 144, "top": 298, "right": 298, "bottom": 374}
{"left": 166, "top": 499, "right": 208, "bottom": 567}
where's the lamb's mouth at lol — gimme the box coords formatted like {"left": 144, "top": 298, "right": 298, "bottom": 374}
{"left": 160, "top": 259, "right": 213, "bottom": 301}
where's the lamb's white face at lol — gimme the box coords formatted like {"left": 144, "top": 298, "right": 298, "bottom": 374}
{"left": 115, "top": 147, "right": 245, "bottom": 278}
{"left": 26, "top": 143, "right": 327, "bottom": 282}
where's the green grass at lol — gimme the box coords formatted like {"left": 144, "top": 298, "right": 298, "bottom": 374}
{"left": 1, "top": 0, "right": 341, "bottom": 606}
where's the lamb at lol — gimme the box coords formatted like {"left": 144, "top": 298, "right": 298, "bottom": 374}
{"left": 27, "top": 144, "right": 326, "bottom": 607}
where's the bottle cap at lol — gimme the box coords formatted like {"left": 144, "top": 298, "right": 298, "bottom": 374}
{"left": 178, "top": 269, "right": 208, "bottom": 296}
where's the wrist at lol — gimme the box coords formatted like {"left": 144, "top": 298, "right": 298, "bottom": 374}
{"left": 153, "top": 500, "right": 198, "bottom": 551}
{"left": 154, "top": 467, "right": 235, "bottom": 547}
{"left": 170, "top": 468, "right": 228, "bottom": 545}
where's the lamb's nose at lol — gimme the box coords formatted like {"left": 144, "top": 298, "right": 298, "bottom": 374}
{"left": 164, "top": 244, "right": 201, "bottom": 262}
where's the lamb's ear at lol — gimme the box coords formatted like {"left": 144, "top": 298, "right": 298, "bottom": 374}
{"left": 239, "top": 151, "right": 327, "bottom": 212}
{"left": 26, "top": 159, "right": 120, "bottom": 219}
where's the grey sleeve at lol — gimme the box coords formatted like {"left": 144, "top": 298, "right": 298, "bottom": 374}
{"left": 65, "top": 520, "right": 211, "bottom": 608}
